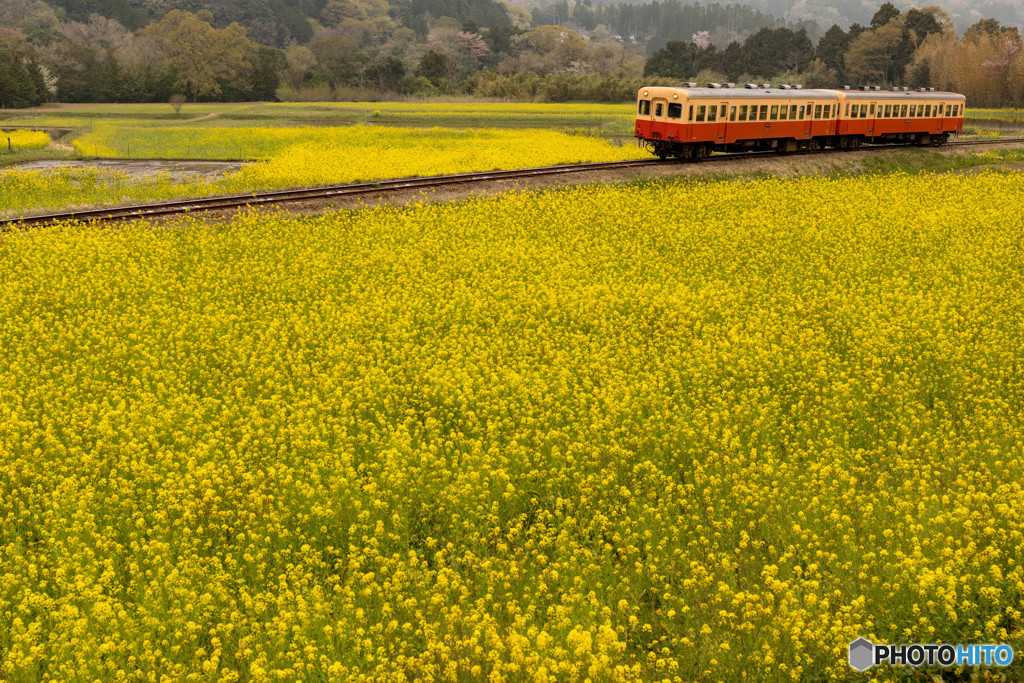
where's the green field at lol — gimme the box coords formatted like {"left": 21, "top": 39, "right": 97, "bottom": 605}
{"left": 0, "top": 101, "right": 638, "bottom": 142}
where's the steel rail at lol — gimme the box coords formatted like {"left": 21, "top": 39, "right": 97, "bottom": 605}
{"left": 3, "top": 137, "right": 1023, "bottom": 229}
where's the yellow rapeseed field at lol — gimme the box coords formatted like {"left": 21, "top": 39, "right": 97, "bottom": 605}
{"left": 1, "top": 172, "right": 1023, "bottom": 681}
{"left": 71, "top": 124, "right": 644, "bottom": 164}
{"left": 1, "top": 129, "right": 50, "bottom": 151}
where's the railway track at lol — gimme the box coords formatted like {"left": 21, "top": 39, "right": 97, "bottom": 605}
{"left": 4, "top": 137, "right": 1024, "bottom": 229}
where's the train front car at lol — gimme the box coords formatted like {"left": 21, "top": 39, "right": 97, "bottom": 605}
{"left": 635, "top": 84, "right": 841, "bottom": 160}
{"left": 832, "top": 88, "right": 966, "bottom": 148}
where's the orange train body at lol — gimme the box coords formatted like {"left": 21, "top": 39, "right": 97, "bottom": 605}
{"left": 634, "top": 85, "right": 966, "bottom": 159}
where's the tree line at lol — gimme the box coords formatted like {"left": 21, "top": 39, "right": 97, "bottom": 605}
{"left": 643, "top": 3, "right": 1024, "bottom": 107}
{"left": 0, "top": 0, "right": 1022, "bottom": 107}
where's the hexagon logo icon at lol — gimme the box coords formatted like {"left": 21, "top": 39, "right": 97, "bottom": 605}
{"left": 849, "top": 638, "right": 874, "bottom": 671}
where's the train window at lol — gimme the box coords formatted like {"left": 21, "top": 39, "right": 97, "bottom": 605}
{"left": 668, "top": 102, "right": 682, "bottom": 118}
{"left": 814, "top": 104, "right": 822, "bottom": 119}
{"left": 901, "top": 105, "right": 908, "bottom": 117}
{"left": 925, "top": 105, "right": 931, "bottom": 117}
{"left": 779, "top": 105, "right": 788, "bottom": 120}
{"left": 738, "top": 105, "right": 748, "bottom": 121}
{"left": 689, "top": 105, "right": 694, "bottom": 121}
{"left": 946, "top": 104, "right": 952, "bottom": 116}
{"left": 863, "top": 106, "right": 869, "bottom": 118}
{"left": 770, "top": 105, "right": 778, "bottom": 120}
{"left": 851, "top": 104, "right": 858, "bottom": 117}
{"left": 720, "top": 105, "right": 727, "bottom": 118}
{"left": 638, "top": 100, "right": 651, "bottom": 115}
{"left": 884, "top": 104, "right": 891, "bottom": 117}
{"left": 799, "top": 105, "right": 805, "bottom": 119}
{"left": 760, "top": 105, "right": 768, "bottom": 120}
{"left": 869, "top": 104, "right": 875, "bottom": 115}
{"left": 695, "top": 105, "right": 705, "bottom": 122}
{"left": 730, "top": 106, "right": 737, "bottom": 122}
{"left": 845, "top": 103, "right": 850, "bottom": 116}
{"left": 708, "top": 106, "right": 717, "bottom": 122}
{"left": 655, "top": 103, "right": 664, "bottom": 117}
{"left": 911, "top": 105, "right": 917, "bottom": 117}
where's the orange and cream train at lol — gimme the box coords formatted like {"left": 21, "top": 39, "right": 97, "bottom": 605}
{"left": 635, "top": 84, "right": 965, "bottom": 159}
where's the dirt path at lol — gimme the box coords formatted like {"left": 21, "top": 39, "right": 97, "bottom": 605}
{"left": 3, "top": 158, "right": 245, "bottom": 181}
{"left": 156, "top": 112, "right": 221, "bottom": 126}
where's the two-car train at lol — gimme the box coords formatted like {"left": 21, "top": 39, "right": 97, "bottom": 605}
{"left": 634, "top": 84, "right": 966, "bottom": 160}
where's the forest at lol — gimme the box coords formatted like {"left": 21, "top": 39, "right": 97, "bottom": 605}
{"left": 0, "top": 0, "right": 1022, "bottom": 107}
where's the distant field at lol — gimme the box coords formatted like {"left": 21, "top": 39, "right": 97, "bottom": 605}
{"left": 966, "top": 108, "right": 1024, "bottom": 122}
{"left": 2, "top": 172, "right": 1023, "bottom": 680}
{"left": 0, "top": 126, "right": 647, "bottom": 216}
{"left": 0, "top": 102, "right": 644, "bottom": 215}
{"left": 0, "top": 101, "right": 638, "bottom": 140}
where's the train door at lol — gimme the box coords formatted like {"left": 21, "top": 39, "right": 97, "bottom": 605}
{"left": 804, "top": 101, "right": 813, "bottom": 138}
{"left": 650, "top": 97, "right": 669, "bottom": 139}
{"left": 866, "top": 101, "right": 878, "bottom": 139}
{"left": 715, "top": 102, "right": 727, "bottom": 143}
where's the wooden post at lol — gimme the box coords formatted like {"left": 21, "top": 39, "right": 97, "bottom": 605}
{"left": 7, "top": 137, "right": 10, "bottom": 153}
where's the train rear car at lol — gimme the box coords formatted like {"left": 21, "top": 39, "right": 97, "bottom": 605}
{"left": 834, "top": 87, "right": 965, "bottom": 148}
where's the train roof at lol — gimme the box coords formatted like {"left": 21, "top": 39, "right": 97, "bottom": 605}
{"left": 838, "top": 90, "right": 965, "bottom": 100}
{"left": 641, "top": 86, "right": 839, "bottom": 99}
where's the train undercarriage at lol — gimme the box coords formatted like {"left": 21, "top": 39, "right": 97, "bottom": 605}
{"left": 646, "top": 131, "right": 952, "bottom": 160}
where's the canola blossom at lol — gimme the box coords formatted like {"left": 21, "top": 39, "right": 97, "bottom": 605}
{"left": 1, "top": 129, "right": 50, "bottom": 152}
{"left": 71, "top": 125, "right": 642, "bottom": 162}
{"left": 1, "top": 172, "right": 1024, "bottom": 681}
